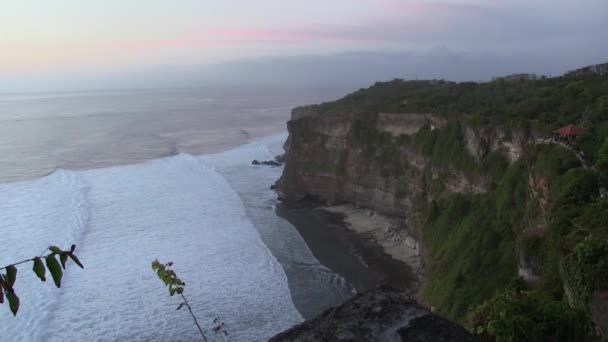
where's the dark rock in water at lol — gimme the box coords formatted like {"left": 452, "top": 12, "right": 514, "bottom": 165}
{"left": 275, "top": 154, "right": 286, "bottom": 164}
{"left": 252, "top": 158, "right": 282, "bottom": 167}
{"left": 270, "top": 286, "right": 473, "bottom": 342}
{"left": 270, "top": 184, "right": 276, "bottom": 190}
{"left": 262, "top": 160, "right": 281, "bottom": 167}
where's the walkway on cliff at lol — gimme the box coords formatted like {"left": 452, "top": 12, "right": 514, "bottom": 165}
{"left": 535, "top": 137, "right": 607, "bottom": 197}
{"left": 535, "top": 137, "right": 592, "bottom": 169}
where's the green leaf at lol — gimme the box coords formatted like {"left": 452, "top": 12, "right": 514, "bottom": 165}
{"left": 6, "top": 265, "right": 17, "bottom": 288}
{"left": 45, "top": 254, "right": 63, "bottom": 288}
{"left": 0, "top": 280, "right": 4, "bottom": 304}
{"left": 176, "top": 287, "right": 183, "bottom": 294}
{"left": 59, "top": 253, "right": 68, "bottom": 269}
{"left": 176, "top": 303, "right": 185, "bottom": 310}
{"left": 70, "top": 244, "right": 76, "bottom": 253}
{"left": 6, "top": 292, "right": 19, "bottom": 316}
{"left": 49, "top": 245, "right": 62, "bottom": 254}
{"left": 32, "top": 257, "right": 46, "bottom": 281}
{"left": 68, "top": 253, "right": 84, "bottom": 269}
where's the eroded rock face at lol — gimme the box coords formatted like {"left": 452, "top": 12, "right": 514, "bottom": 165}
{"left": 276, "top": 108, "right": 526, "bottom": 219}
{"left": 269, "top": 286, "right": 473, "bottom": 342}
{"left": 463, "top": 125, "right": 531, "bottom": 162}
{"left": 276, "top": 111, "right": 419, "bottom": 216}
{"left": 376, "top": 113, "right": 445, "bottom": 136}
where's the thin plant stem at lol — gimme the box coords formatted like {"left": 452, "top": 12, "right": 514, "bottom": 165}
{"left": 180, "top": 293, "right": 207, "bottom": 342}
{"left": 0, "top": 249, "right": 51, "bottom": 271}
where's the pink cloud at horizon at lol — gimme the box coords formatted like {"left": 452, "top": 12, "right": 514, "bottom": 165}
{"left": 3, "top": 1, "right": 481, "bottom": 67}
{"left": 3, "top": 0, "right": 602, "bottom": 74}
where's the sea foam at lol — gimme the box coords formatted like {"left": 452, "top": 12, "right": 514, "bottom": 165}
{"left": 0, "top": 140, "right": 302, "bottom": 341}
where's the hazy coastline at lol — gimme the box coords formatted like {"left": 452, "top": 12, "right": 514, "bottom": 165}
{"left": 0, "top": 86, "right": 348, "bottom": 183}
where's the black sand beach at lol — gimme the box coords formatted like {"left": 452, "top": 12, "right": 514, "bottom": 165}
{"left": 275, "top": 199, "right": 417, "bottom": 312}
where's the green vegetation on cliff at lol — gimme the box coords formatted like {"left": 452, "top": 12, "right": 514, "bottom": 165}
{"left": 423, "top": 159, "right": 529, "bottom": 319}
{"left": 419, "top": 133, "right": 606, "bottom": 340}
{"left": 307, "top": 68, "right": 608, "bottom": 161}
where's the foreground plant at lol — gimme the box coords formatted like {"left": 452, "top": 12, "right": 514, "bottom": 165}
{"left": 152, "top": 259, "right": 228, "bottom": 342}
{"left": 0, "top": 244, "right": 84, "bottom": 316}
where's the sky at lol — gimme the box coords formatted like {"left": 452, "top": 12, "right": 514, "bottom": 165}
{"left": 1, "top": 0, "right": 608, "bottom": 91}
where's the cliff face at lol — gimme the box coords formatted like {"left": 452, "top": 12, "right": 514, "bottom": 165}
{"left": 277, "top": 105, "right": 530, "bottom": 220}
{"left": 276, "top": 72, "right": 608, "bottom": 339}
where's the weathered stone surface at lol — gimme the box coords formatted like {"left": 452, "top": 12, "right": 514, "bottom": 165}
{"left": 376, "top": 113, "right": 445, "bottom": 137}
{"left": 279, "top": 113, "right": 474, "bottom": 218}
{"left": 270, "top": 286, "right": 473, "bottom": 342}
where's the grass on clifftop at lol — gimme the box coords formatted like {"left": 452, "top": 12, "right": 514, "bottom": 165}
{"left": 310, "top": 70, "right": 608, "bottom": 145}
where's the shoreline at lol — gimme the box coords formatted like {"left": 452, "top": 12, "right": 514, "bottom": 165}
{"left": 322, "top": 204, "right": 424, "bottom": 290}
{"left": 275, "top": 199, "right": 421, "bottom": 300}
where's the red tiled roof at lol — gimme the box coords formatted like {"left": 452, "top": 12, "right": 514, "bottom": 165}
{"left": 555, "top": 124, "right": 582, "bottom": 136}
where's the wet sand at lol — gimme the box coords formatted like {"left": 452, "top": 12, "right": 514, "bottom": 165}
{"left": 275, "top": 199, "right": 418, "bottom": 298}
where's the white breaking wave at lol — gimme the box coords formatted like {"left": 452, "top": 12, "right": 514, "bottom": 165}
{"left": 201, "top": 135, "right": 354, "bottom": 318}
{"left": 0, "top": 170, "right": 90, "bottom": 341}
{"left": 0, "top": 141, "right": 302, "bottom": 341}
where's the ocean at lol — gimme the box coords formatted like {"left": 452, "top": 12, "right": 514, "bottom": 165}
{"left": 0, "top": 87, "right": 353, "bottom": 341}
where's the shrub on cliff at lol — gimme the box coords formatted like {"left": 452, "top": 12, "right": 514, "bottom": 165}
{"left": 469, "top": 285, "right": 593, "bottom": 341}
{"left": 561, "top": 236, "right": 608, "bottom": 311}
{"left": 423, "top": 160, "right": 529, "bottom": 319}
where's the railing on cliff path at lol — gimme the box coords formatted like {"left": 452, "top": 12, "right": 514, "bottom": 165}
{"left": 535, "top": 137, "right": 592, "bottom": 169}
{"left": 535, "top": 137, "right": 607, "bottom": 197}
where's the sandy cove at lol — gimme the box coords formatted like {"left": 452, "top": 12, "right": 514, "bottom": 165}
{"left": 322, "top": 204, "right": 424, "bottom": 291}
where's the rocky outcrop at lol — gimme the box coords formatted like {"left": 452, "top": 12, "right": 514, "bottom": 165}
{"left": 277, "top": 111, "right": 415, "bottom": 216}
{"left": 463, "top": 125, "right": 530, "bottom": 162}
{"left": 376, "top": 113, "right": 445, "bottom": 136}
{"left": 270, "top": 286, "right": 473, "bottom": 342}
{"left": 252, "top": 155, "right": 286, "bottom": 167}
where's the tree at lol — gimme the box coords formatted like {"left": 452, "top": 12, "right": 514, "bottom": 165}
{"left": 0, "top": 245, "right": 83, "bottom": 316}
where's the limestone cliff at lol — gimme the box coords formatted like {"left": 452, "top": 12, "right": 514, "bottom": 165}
{"left": 277, "top": 100, "right": 531, "bottom": 222}
{"left": 275, "top": 68, "right": 608, "bottom": 340}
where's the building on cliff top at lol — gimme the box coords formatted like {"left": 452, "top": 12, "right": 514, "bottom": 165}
{"left": 494, "top": 73, "right": 537, "bottom": 82}
{"left": 555, "top": 124, "right": 582, "bottom": 139}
